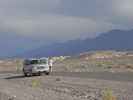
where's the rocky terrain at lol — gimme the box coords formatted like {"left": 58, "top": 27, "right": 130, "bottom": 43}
{"left": 0, "top": 51, "right": 133, "bottom": 100}
{"left": 1, "top": 72, "right": 133, "bottom": 100}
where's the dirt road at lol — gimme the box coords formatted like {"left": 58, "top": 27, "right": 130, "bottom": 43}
{"left": 1, "top": 71, "right": 133, "bottom": 82}
{"left": 0, "top": 71, "right": 133, "bottom": 100}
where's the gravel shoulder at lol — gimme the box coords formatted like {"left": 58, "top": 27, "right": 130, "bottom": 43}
{"left": 1, "top": 56, "right": 133, "bottom": 100}
{"left": 0, "top": 72, "right": 133, "bottom": 100}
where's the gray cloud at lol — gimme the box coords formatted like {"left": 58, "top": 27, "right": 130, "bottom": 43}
{"left": 58, "top": 0, "right": 133, "bottom": 29}
{"left": 0, "top": 0, "right": 132, "bottom": 42}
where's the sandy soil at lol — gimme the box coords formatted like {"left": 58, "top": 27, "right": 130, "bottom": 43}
{"left": 0, "top": 57, "right": 133, "bottom": 100}
{"left": 0, "top": 72, "right": 133, "bottom": 100}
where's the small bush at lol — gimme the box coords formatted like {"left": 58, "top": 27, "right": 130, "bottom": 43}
{"left": 103, "top": 88, "right": 116, "bottom": 100}
{"left": 31, "top": 79, "right": 41, "bottom": 88}
{"left": 15, "top": 59, "right": 23, "bottom": 72}
{"left": 55, "top": 78, "right": 61, "bottom": 81}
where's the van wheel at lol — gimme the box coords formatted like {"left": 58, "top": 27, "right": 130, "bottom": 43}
{"left": 24, "top": 73, "right": 27, "bottom": 77}
{"left": 38, "top": 72, "right": 41, "bottom": 76}
{"left": 26, "top": 72, "right": 32, "bottom": 77}
{"left": 45, "top": 72, "right": 50, "bottom": 75}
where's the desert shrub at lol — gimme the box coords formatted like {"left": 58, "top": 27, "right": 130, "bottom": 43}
{"left": 52, "top": 56, "right": 70, "bottom": 62}
{"left": 125, "top": 64, "right": 133, "bottom": 69}
{"left": 95, "top": 62, "right": 104, "bottom": 67}
{"left": 31, "top": 79, "right": 41, "bottom": 88}
{"left": 55, "top": 78, "right": 61, "bottom": 81}
{"left": 103, "top": 88, "right": 116, "bottom": 100}
{"left": 15, "top": 59, "right": 23, "bottom": 72}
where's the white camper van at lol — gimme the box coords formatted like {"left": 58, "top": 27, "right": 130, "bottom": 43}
{"left": 23, "top": 58, "right": 51, "bottom": 76}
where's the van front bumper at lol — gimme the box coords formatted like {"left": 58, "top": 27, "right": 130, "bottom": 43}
{"left": 31, "top": 67, "right": 49, "bottom": 73}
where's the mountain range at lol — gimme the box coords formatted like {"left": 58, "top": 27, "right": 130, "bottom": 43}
{"left": 19, "top": 29, "right": 133, "bottom": 58}
{"left": 0, "top": 32, "right": 46, "bottom": 58}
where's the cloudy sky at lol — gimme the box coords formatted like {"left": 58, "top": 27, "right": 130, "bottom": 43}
{"left": 0, "top": 0, "right": 133, "bottom": 42}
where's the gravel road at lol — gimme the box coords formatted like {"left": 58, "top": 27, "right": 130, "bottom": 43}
{"left": 0, "top": 71, "right": 133, "bottom": 100}
{"left": 1, "top": 71, "right": 133, "bottom": 82}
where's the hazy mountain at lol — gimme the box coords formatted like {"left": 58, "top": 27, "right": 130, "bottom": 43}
{"left": 20, "top": 29, "right": 133, "bottom": 58}
{"left": 0, "top": 32, "right": 44, "bottom": 58}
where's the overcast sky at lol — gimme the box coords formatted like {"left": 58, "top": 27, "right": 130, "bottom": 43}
{"left": 0, "top": 0, "right": 133, "bottom": 42}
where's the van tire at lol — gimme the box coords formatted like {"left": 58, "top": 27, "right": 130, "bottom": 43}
{"left": 26, "top": 72, "right": 32, "bottom": 77}
{"left": 24, "top": 73, "right": 27, "bottom": 77}
{"left": 45, "top": 72, "right": 50, "bottom": 75}
{"left": 38, "top": 72, "right": 41, "bottom": 76}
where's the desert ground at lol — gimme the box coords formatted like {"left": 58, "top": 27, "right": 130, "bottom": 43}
{"left": 0, "top": 51, "right": 133, "bottom": 100}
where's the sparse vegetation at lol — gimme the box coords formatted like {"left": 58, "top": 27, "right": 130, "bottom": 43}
{"left": 103, "top": 88, "right": 116, "bottom": 100}
{"left": 0, "top": 51, "right": 133, "bottom": 73}
{"left": 15, "top": 59, "right": 23, "bottom": 72}
{"left": 52, "top": 56, "right": 70, "bottom": 62}
{"left": 54, "top": 51, "right": 133, "bottom": 72}
{"left": 0, "top": 51, "right": 133, "bottom": 100}
{"left": 31, "top": 79, "right": 41, "bottom": 88}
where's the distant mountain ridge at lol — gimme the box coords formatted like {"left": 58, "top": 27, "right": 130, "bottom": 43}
{"left": 0, "top": 32, "right": 47, "bottom": 58}
{"left": 19, "top": 29, "right": 133, "bottom": 58}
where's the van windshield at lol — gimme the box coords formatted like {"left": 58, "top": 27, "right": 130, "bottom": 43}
{"left": 40, "top": 59, "right": 47, "bottom": 64}
{"left": 24, "top": 59, "right": 47, "bottom": 65}
{"left": 30, "top": 60, "right": 39, "bottom": 64}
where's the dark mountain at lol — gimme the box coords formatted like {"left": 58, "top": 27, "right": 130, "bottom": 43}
{"left": 0, "top": 32, "right": 44, "bottom": 58}
{"left": 19, "top": 29, "right": 133, "bottom": 58}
